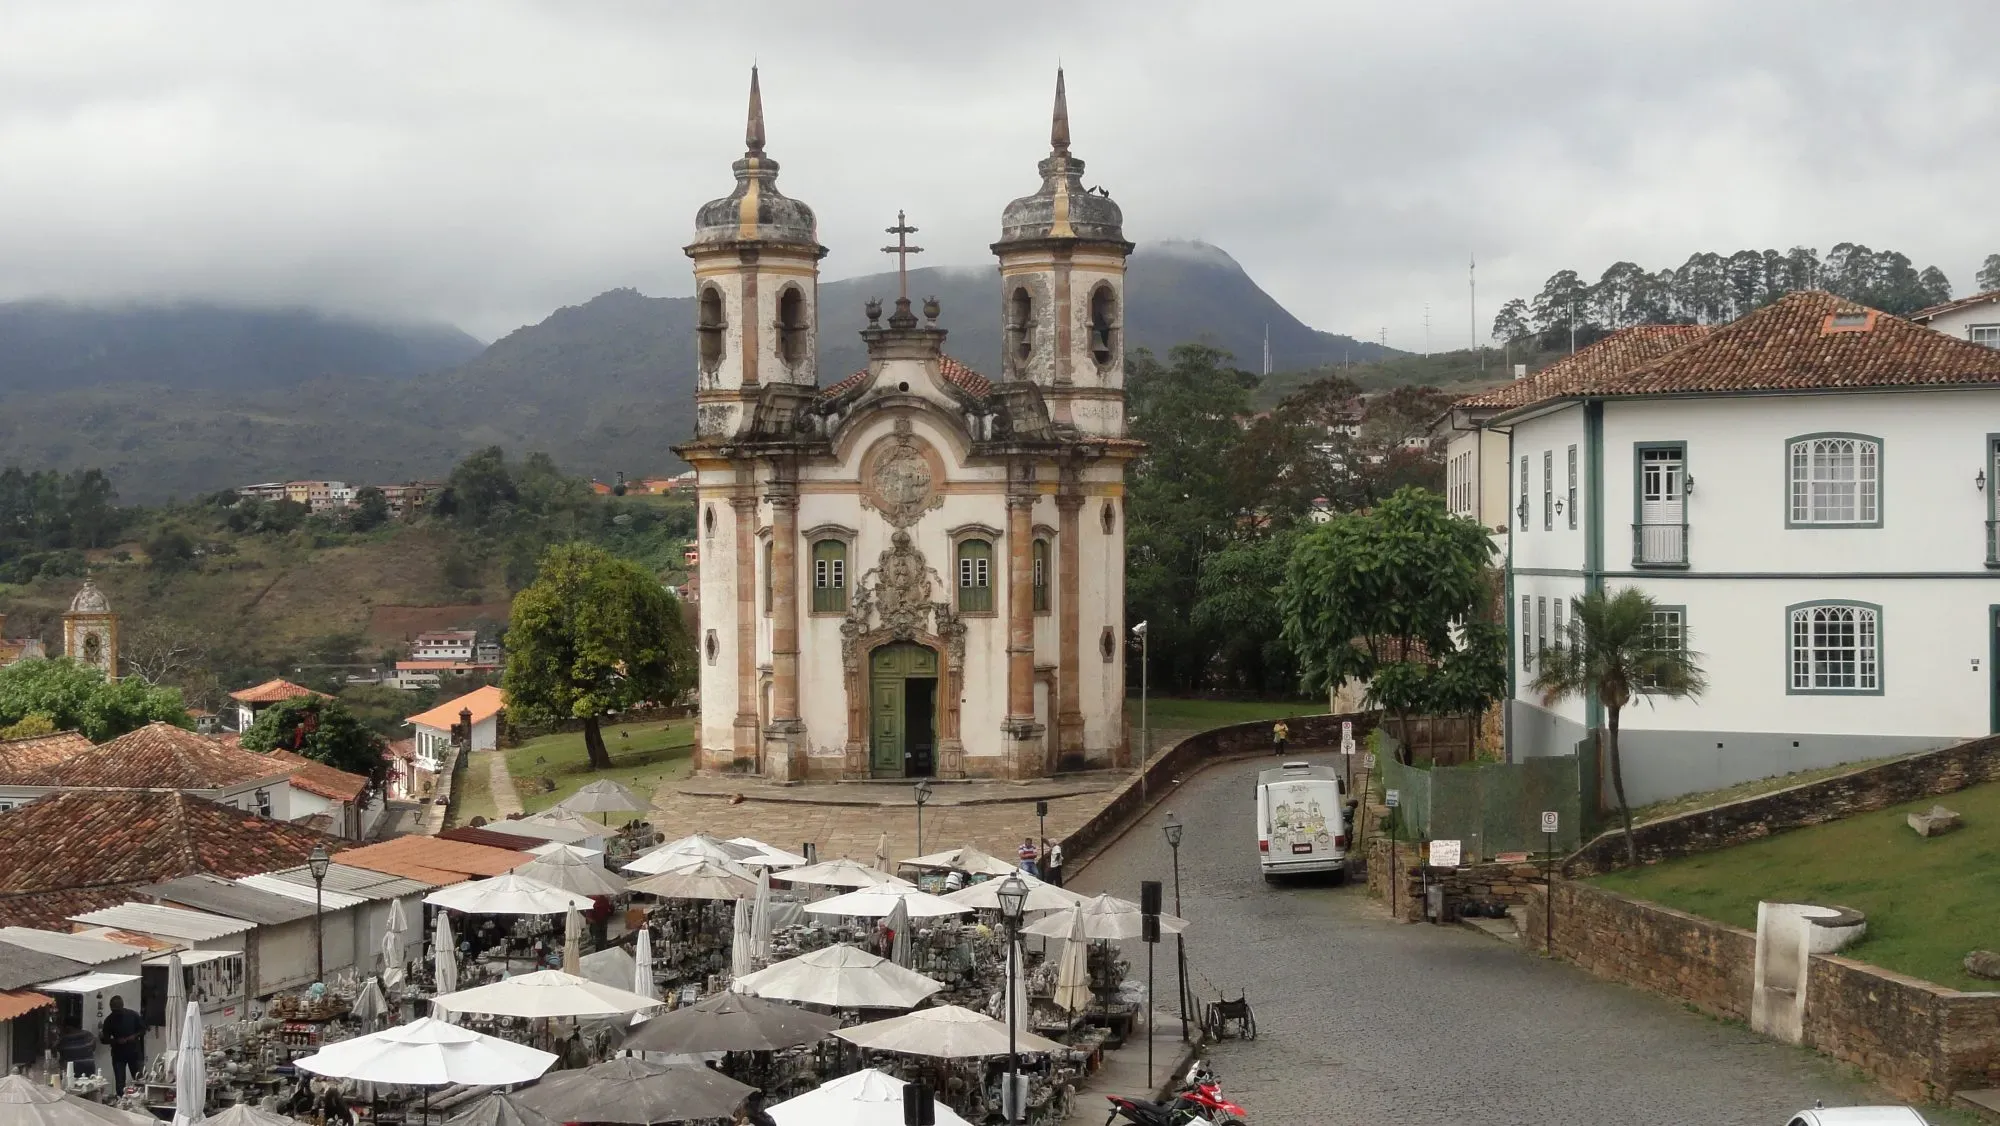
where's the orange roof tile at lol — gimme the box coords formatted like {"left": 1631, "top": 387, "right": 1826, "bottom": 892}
{"left": 0, "top": 731, "right": 95, "bottom": 772}
{"left": 229, "top": 678, "right": 333, "bottom": 705}
{"left": 816, "top": 354, "right": 992, "bottom": 403}
{"left": 336, "top": 835, "right": 524, "bottom": 882}
{"left": 265, "top": 750, "right": 369, "bottom": 803}
{"left": 0, "top": 723, "right": 290, "bottom": 790}
{"left": 0, "top": 990, "right": 53, "bottom": 1020}
{"left": 1455, "top": 325, "right": 1713, "bottom": 410}
{"left": 406, "top": 685, "right": 506, "bottom": 731}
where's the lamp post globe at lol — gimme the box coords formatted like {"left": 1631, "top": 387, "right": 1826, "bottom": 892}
{"left": 996, "top": 871, "right": 1028, "bottom": 1124}
{"left": 913, "top": 779, "right": 934, "bottom": 855}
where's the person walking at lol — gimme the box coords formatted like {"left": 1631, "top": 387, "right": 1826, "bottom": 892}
{"left": 1272, "top": 720, "right": 1290, "bottom": 757}
{"left": 99, "top": 994, "right": 146, "bottom": 1093}
{"left": 1017, "top": 837, "right": 1039, "bottom": 877}
{"left": 1043, "top": 841, "right": 1065, "bottom": 888}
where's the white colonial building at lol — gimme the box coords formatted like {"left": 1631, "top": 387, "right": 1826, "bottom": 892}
{"left": 1487, "top": 293, "right": 2000, "bottom": 805}
{"left": 674, "top": 71, "right": 1136, "bottom": 781}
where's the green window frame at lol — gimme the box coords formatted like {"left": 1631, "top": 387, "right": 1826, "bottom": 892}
{"left": 1566, "top": 444, "right": 1578, "bottom": 529}
{"left": 1520, "top": 594, "right": 1533, "bottom": 673}
{"left": 1032, "top": 538, "right": 1051, "bottom": 613}
{"left": 1785, "top": 432, "right": 1882, "bottom": 528}
{"left": 957, "top": 539, "right": 994, "bottom": 613}
{"left": 810, "top": 540, "right": 847, "bottom": 614}
{"left": 1517, "top": 456, "right": 1530, "bottom": 530}
{"left": 1638, "top": 605, "right": 1684, "bottom": 689}
{"left": 1542, "top": 451, "right": 1553, "bottom": 531}
{"left": 1552, "top": 596, "right": 1566, "bottom": 658}
{"left": 1786, "top": 600, "right": 1883, "bottom": 695}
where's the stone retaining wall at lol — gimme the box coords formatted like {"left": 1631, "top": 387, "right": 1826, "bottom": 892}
{"left": 1520, "top": 880, "right": 2000, "bottom": 1100}
{"left": 1567, "top": 732, "right": 2000, "bottom": 876}
{"left": 1365, "top": 836, "right": 1549, "bottom": 924}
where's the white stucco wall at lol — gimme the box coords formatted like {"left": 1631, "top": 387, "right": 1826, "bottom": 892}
{"left": 1919, "top": 301, "right": 2000, "bottom": 347}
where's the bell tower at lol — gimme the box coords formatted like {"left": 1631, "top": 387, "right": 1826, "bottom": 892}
{"left": 685, "top": 68, "right": 829, "bottom": 440}
{"left": 62, "top": 580, "right": 118, "bottom": 679}
{"left": 991, "top": 70, "right": 1134, "bottom": 437}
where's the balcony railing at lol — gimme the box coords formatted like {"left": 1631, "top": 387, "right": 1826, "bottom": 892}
{"left": 1633, "top": 522, "right": 1689, "bottom": 567}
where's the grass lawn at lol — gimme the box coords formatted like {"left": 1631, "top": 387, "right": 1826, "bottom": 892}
{"left": 1596, "top": 779, "right": 2000, "bottom": 990}
{"left": 504, "top": 717, "right": 697, "bottom": 814}
{"left": 1124, "top": 697, "right": 1325, "bottom": 731}
{"left": 451, "top": 751, "right": 499, "bottom": 826}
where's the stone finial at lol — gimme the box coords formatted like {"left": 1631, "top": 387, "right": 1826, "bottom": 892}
{"left": 1051, "top": 68, "right": 1070, "bottom": 153}
{"left": 745, "top": 66, "right": 766, "bottom": 155}
{"left": 865, "top": 297, "right": 882, "bottom": 326}
{"left": 922, "top": 296, "right": 940, "bottom": 324}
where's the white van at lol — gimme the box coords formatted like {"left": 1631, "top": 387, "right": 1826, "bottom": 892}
{"left": 1257, "top": 761, "right": 1349, "bottom": 881}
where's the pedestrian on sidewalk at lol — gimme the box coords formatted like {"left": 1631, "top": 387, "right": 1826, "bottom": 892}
{"left": 1272, "top": 720, "right": 1290, "bottom": 757}
{"left": 1044, "top": 841, "right": 1064, "bottom": 887}
{"left": 1017, "top": 837, "right": 1040, "bottom": 877}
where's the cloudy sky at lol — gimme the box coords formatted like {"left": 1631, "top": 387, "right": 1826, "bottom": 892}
{"left": 3, "top": 0, "right": 1996, "bottom": 348}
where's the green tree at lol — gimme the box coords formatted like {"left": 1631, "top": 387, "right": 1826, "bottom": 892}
{"left": 0, "top": 658, "right": 189, "bottom": 741}
{"left": 144, "top": 524, "right": 197, "bottom": 571}
{"left": 1532, "top": 586, "right": 1708, "bottom": 865}
{"left": 1490, "top": 298, "right": 1530, "bottom": 344}
{"left": 0, "top": 713, "right": 56, "bottom": 740}
{"left": 1191, "top": 530, "right": 1298, "bottom": 693}
{"left": 444, "top": 446, "right": 519, "bottom": 525}
{"left": 504, "top": 543, "right": 695, "bottom": 770}
{"left": 350, "top": 486, "right": 390, "bottom": 531}
{"left": 1979, "top": 254, "right": 2000, "bottom": 293}
{"left": 1278, "top": 487, "right": 1500, "bottom": 758}
{"left": 239, "top": 694, "right": 388, "bottom": 782}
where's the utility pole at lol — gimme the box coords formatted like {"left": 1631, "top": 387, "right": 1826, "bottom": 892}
{"left": 1471, "top": 253, "right": 1481, "bottom": 372}
{"left": 1423, "top": 304, "right": 1431, "bottom": 356}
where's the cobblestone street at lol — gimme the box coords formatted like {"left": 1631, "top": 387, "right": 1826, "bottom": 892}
{"left": 1068, "top": 751, "right": 1902, "bottom": 1125}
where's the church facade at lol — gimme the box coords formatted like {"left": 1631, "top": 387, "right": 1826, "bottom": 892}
{"left": 674, "top": 71, "right": 1138, "bottom": 781}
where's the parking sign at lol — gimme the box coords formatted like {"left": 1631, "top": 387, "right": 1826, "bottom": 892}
{"left": 1541, "top": 811, "right": 1559, "bottom": 834}
{"left": 1385, "top": 789, "right": 1400, "bottom": 808}
{"left": 1340, "top": 720, "right": 1356, "bottom": 755}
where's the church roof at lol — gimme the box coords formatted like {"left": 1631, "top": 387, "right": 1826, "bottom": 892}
{"left": 66, "top": 581, "right": 110, "bottom": 615}
{"left": 817, "top": 355, "right": 993, "bottom": 403}
{"left": 994, "top": 71, "right": 1126, "bottom": 248}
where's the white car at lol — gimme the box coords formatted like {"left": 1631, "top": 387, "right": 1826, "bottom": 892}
{"left": 1785, "top": 1106, "right": 1928, "bottom": 1126}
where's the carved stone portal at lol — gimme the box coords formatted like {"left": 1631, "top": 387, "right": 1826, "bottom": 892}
{"left": 841, "top": 531, "right": 967, "bottom": 777}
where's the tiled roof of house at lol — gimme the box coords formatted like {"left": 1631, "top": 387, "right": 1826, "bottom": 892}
{"left": 265, "top": 750, "right": 369, "bottom": 803}
{"left": 335, "top": 835, "right": 525, "bottom": 884}
{"left": 1455, "top": 325, "right": 1714, "bottom": 410}
{"left": 384, "top": 738, "right": 415, "bottom": 762}
{"left": 0, "top": 791, "right": 337, "bottom": 928}
{"left": 4, "top": 722, "right": 291, "bottom": 790}
{"left": 229, "top": 678, "right": 332, "bottom": 705}
{"left": 1593, "top": 291, "right": 2000, "bottom": 397}
{"left": 1910, "top": 288, "right": 2000, "bottom": 322}
{"left": 0, "top": 731, "right": 95, "bottom": 772}
{"left": 437, "top": 825, "right": 549, "bottom": 851}
{"left": 815, "top": 355, "right": 993, "bottom": 402}
{"left": 407, "top": 685, "right": 506, "bottom": 731}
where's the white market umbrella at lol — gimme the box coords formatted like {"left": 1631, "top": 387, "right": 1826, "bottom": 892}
{"left": 512, "top": 847, "right": 627, "bottom": 898}
{"left": 555, "top": 779, "right": 648, "bottom": 818}
{"left": 778, "top": 858, "right": 912, "bottom": 889}
{"left": 162, "top": 952, "right": 187, "bottom": 1054}
{"left": 0, "top": 1074, "right": 158, "bottom": 1125}
{"left": 293, "top": 1017, "right": 556, "bottom": 1086}
{"left": 561, "top": 906, "right": 582, "bottom": 975}
{"left": 769, "top": 1069, "right": 975, "bottom": 1126}
{"left": 1002, "top": 941, "right": 1030, "bottom": 1044}
{"left": 728, "top": 837, "right": 809, "bottom": 868}
{"left": 628, "top": 859, "right": 758, "bottom": 901}
{"left": 625, "top": 833, "right": 758, "bottom": 874}
{"left": 873, "top": 832, "right": 890, "bottom": 872}
{"left": 632, "top": 929, "right": 656, "bottom": 1007}
{"left": 1021, "top": 892, "right": 1190, "bottom": 940}
{"left": 528, "top": 840, "right": 601, "bottom": 859}
{"left": 901, "top": 843, "right": 1019, "bottom": 877}
{"left": 509, "top": 807, "right": 605, "bottom": 843}
{"left": 803, "top": 884, "right": 970, "bottom": 920}
{"left": 751, "top": 866, "right": 773, "bottom": 961}
{"left": 730, "top": 898, "right": 754, "bottom": 979}
{"left": 1054, "top": 908, "right": 1092, "bottom": 1013}
{"left": 941, "top": 870, "right": 1085, "bottom": 913}
{"left": 884, "top": 896, "right": 911, "bottom": 969}
{"left": 171, "top": 1002, "right": 204, "bottom": 1126}
{"left": 732, "top": 944, "right": 943, "bottom": 1010}
{"left": 426, "top": 872, "right": 595, "bottom": 916}
{"left": 383, "top": 898, "right": 410, "bottom": 987}
{"left": 203, "top": 1106, "right": 306, "bottom": 1126}
{"left": 432, "top": 969, "right": 662, "bottom": 1019}
{"left": 434, "top": 914, "right": 459, "bottom": 995}
{"left": 835, "top": 1004, "right": 1063, "bottom": 1058}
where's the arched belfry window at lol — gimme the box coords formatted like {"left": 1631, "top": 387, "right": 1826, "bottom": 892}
{"left": 1088, "top": 285, "right": 1118, "bottom": 368}
{"left": 1009, "top": 287, "right": 1035, "bottom": 364}
{"left": 697, "top": 286, "right": 726, "bottom": 373}
{"left": 777, "top": 286, "right": 809, "bottom": 369}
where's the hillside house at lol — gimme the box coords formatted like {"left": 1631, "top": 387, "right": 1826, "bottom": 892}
{"left": 0, "top": 613, "right": 46, "bottom": 669}
{"left": 1488, "top": 291, "right": 2000, "bottom": 806}
{"left": 228, "top": 678, "right": 331, "bottom": 732}
{"left": 1912, "top": 290, "right": 2000, "bottom": 347}
{"left": 403, "top": 685, "right": 504, "bottom": 796}
{"left": 411, "top": 631, "right": 477, "bottom": 661}
{"left": 0, "top": 724, "right": 297, "bottom": 818}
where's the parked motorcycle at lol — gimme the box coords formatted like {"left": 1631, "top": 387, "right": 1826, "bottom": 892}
{"left": 1102, "top": 1061, "right": 1249, "bottom": 1125}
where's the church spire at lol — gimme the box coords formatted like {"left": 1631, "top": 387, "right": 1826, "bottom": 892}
{"left": 746, "top": 66, "right": 766, "bottom": 155}
{"left": 1050, "top": 68, "right": 1070, "bottom": 153}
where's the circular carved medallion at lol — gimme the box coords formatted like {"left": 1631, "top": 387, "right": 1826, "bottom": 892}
{"left": 860, "top": 433, "right": 946, "bottom": 527}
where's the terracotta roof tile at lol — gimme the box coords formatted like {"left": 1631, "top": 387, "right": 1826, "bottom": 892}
{"left": 1911, "top": 288, "right": 2000, "bottom": 321}
{"left": 1456, "top": 325, "right": 1713, "bottom": 410}
{"left": 437, "top": 825, "right": 548, "bottom": 851}
{"left": 229, "top": 678, "right": 333, "bottom": 705}
{"left": 0, "top": 731, "right": 95, "bottom": 772}
{"left": 1596, "top": 291, "right": 2000, "bottom": 397}
{"left": 407, "top": 684, "right": 506, "bottom": 731}
{"left": 0, "top": 791, "right": 337, "bottom": 927}
{"left": 815, "top": 354, "right": 993, "bottom": 404}
{"left": 335, "top": 835, "right": 525, "bottom": 882}
{"left": 0, "top": 723, "right": 291, "bottom": 790}
{"left": 264, "top": 750, "right": 369, "bottom": 803}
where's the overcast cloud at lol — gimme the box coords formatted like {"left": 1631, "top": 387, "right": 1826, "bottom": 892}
{"left": 2, "top": 0, "right": 1996, "bottom": 349}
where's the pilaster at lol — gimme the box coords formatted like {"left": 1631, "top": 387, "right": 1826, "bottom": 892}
{"left": 762, "top": 476, "right": 805, "bottom": 780}
{"left": 1055, "top": 489, "right": 1085, "bottom": 763}
{"left": 731, "top": 494, "right": 760, "bottom": 768}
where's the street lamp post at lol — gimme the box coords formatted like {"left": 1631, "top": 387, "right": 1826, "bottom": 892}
{"left": 996, "top": 874, "right": 1028, "bottom": 1126}
{"left": 307, "top": 844, "right": 332, "bottom": 984}
{"left": 1131, "top": 622, "right": 1149, "bottom": 797}
{"left": 913, "top": 779, "right": 934, "bottom": 856}
{"left": 1163, "top": 811, "right": 1188, "bottom": 1041}
{"left": 1034, "top": 799, "right": 1048, "bottom": 873}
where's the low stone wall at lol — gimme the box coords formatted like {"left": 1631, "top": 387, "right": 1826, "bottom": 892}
{"left": 1520, "top": 880, "right": 2000, "bottom": 1100}
{"left": 1566, "top": 732, "right": 2000, "bottom": 877}
{"left": 1366, "top": 836, "right": 1549, "bottom": 924}
{"left": 1063, "top": 711, "right": 1377, "bottom": 868}
{"left": 503, "top": 705, "right": 693, "bottom": 747}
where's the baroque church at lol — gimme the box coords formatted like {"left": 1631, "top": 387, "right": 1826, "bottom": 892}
{"left": 0, "top": 580, "right": 119, "bottom": 678}
{"left": 674, "top": 71, "right": 1137, "bottom": 780}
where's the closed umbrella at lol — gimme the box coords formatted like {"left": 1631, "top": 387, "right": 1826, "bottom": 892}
{"left": 730, "top": 898, "right": 754, "bottom": 979}
{"left": 778, "top": 858, "right": 912, "bottom": 890}
{"left": 434, "top": 914, "right": 459, "bottom": 995}
{"left": 628, "top": 860, "right": 757, "bottom": 901}
{"left": 561, "top": 906, "right": 582, "bottom": 975}
{"left": 1020, "top": 892, "right": 1190, "bottom": 939}
{"left": 514, "top": 1057, "right": 754, "bottom": 1125}
{"left": 1002, "top": 940, "right": 1030, "bottom": 1043}
{"left": 802, "top": 884, "right": 969, "bottom": 920}
{"left": 1053, "top": 908, "right": 1091, "bottom": 1013}
{"left": 383, "top": 898, "right": 409, "bottom": 987}
{"left": 769, "top": 1069, "right": 975, "bottom": 1126}
{"left": 632, "top": 928, "right": 655, "bottom": 1008}
{"left": 426, "top": 873, "right": 595, "bottom": 916}
{"left": 171, "top": 1001, "right": 204, "bottom": 1126}
{"left": 751, "top": 866, "right": 773, "bottom": 961}
{"left": 900, "top": 844, "right": 1019, "bottom": 877}
{"left": 873, "top": 831, "right": 889, "bottom": 872}
{"left": 441, "top": 1093, "right": 560, "bottom": 1126}
{"left": 731, "top": 944, "right": 942, "bottom": 1010}
{"left": 162, "top": 952, "right": 187, "bottom": 1054}
{"left": 351, "top": 977, "right": 389, "bottom": 1027}
{"left": 0, "top": 1074, "right": 159, "bottom": 1125}
{"left": 511, "top": 847, "right": 627, "bottom": 898}
{"left": 883, "top": 897, "right": 911, "bottom": 969}
{"left": 620, "top": 991, "right": 838, "bottom": 1055}
{"left": 431, "top": 969, "right": 662, "bottom": 1019}
{"left": 834, "top": 1004, "right": 1063, "bottom": 1058}
{"left": 293, "top": 1017, "right": 557, "bottom": 1086}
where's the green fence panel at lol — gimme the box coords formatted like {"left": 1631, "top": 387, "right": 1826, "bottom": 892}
{"left": 1375, "top": 748, "right": 1432, "bottom": 841}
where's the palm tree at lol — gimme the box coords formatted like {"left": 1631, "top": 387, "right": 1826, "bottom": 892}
{"left": 1533, "top": 586, "right": 1707, "bottom": 866}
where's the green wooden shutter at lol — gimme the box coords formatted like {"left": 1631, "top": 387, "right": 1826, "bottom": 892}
{"left": 1032, "top": 539, "right": 1050, "bottom": 612}
{"left": 811, "top": 540, "right": 847, "bottom": 613}
{"left": 958, "top": 540, "right": 993, "bottom": 613}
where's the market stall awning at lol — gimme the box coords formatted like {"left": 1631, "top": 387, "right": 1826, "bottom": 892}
{"left": 773, "top": 858, "right": 912, "bottom": 889}
{"left": 508, "top": 848, "right": 626, "bottom": 898}
{"left": 553, "top": 779, "right": 648, "bottom": 816}
{"left": 941, "top": 870, "right": 1085, "bottom": 913}
{"left": 430, "top": 969, "right": 662, "bottom": 1019}
{"left": 1021, "top": 892, "right": 1190, "bottom": 940}
{"left": 424, "top": 872, "right": 595, "bottom": 916}
{"left": 898, "top": 844, "right": 1019, "bottom": 877}
{"left": 293, "top": 1016, "right": 557, "bottom": 1086}
{"left": 619, "top": 990, "right": 838, "bottom": 1055}
{"left": 0, "top": 1073, "right": 159, "bottom": 1125}
{"left": 625, "top": 859, "right": 757, "bottom": 901}
{"left": 731, "top": 944, "right": 942, "bottom": 1010}
{"left": 0, "top": 990, "right": 53, "bottom": 1020}
{"left": 801, "top": 884, "right": 970, "bottom": 920}
{"left": 727, "top": 838, "right": 809, "bottom": 868}
{"left": 622, "top": 833, "right": 760, "bottom": 875}
{"left": 834, "top": 1004, "right": 1065, "bottom": 1058}
{"left": 770, "top": 1068, "right": 975, "bottom": 1126}
{"left": 441, "top": 1093, "right": 560, "bottom": 1126}
{"left": 513, "top": 1057, "right": 754, "bottom": 1125}
{"left": 39, "top": 971, "right": 140, "bottom": 994}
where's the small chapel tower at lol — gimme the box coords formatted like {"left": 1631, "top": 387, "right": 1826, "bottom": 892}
{"left": 63, "top": 580, "right": 117, "bottom": 679}
{"left": 685, "top": 67, "right": 829, "bottom": 441}
{"left": 991, "top": 69, "right": 1135, "bottom": 438}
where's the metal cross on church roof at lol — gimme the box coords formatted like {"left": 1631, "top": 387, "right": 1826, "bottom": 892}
{"left": 881, "top": 211, "right": 923, "bottom": 301}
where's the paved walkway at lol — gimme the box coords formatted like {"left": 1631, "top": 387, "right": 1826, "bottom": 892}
{"left": 673, "top": 773, "right": 1122, "bottom": 806}
{"left": 483, "top": 750, "right": 525, "bottom": 817}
